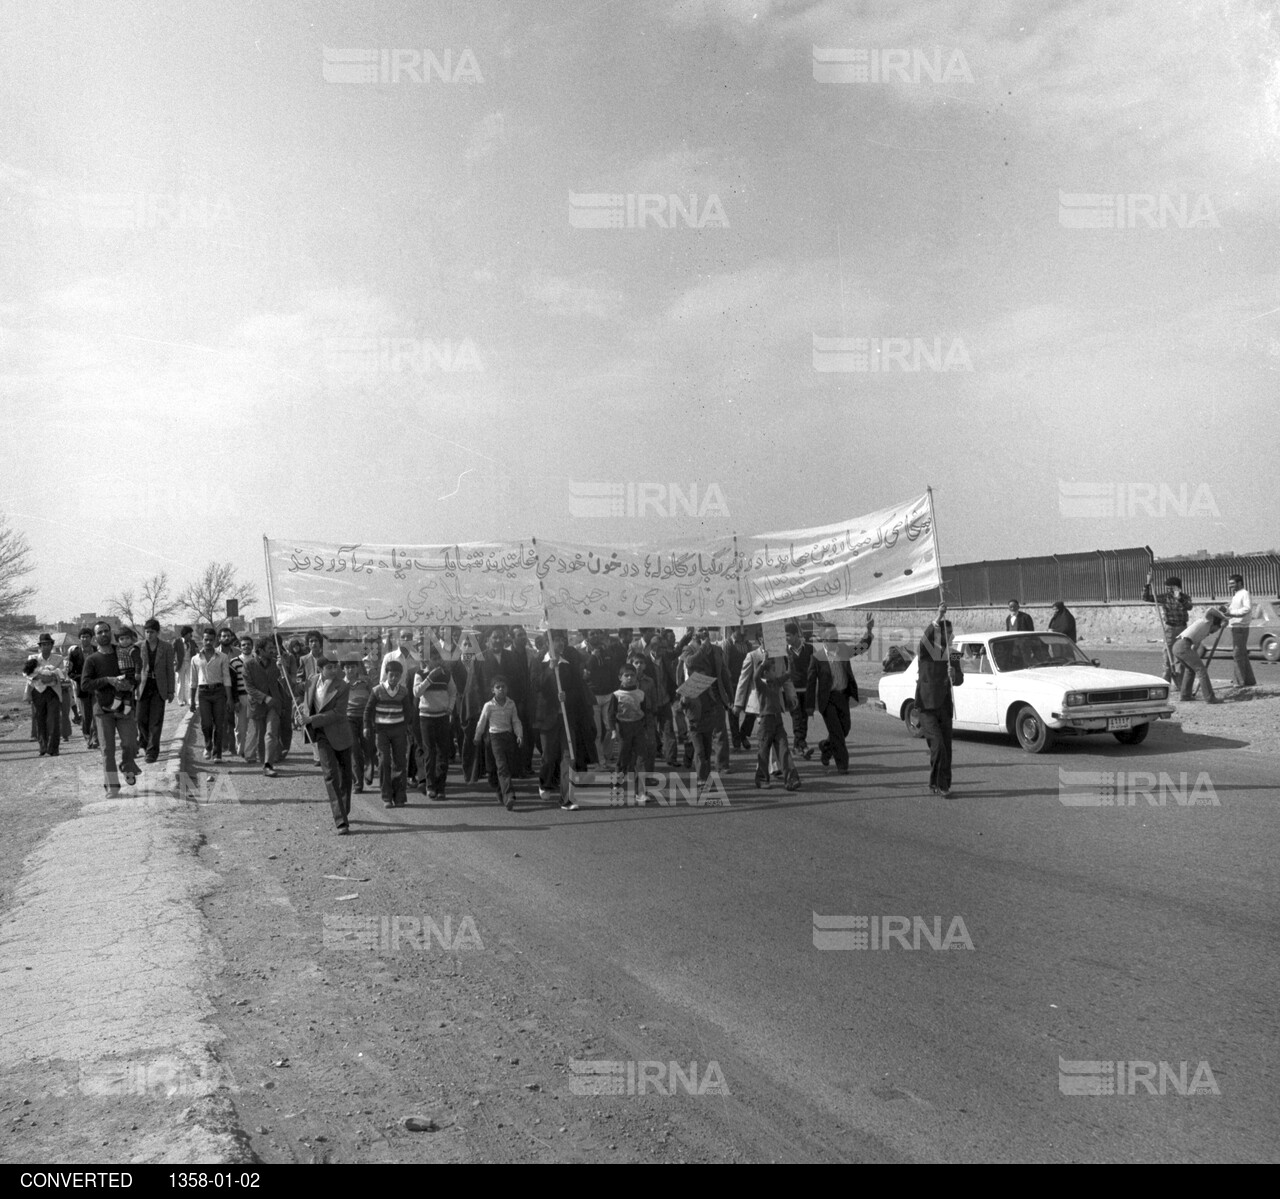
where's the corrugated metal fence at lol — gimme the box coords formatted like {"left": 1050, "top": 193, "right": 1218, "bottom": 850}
{"left": 1149, "top": 554, "right": 1280, "bottom": 603}
{"left": 871, "top": 549, "right": 1280, "bottom": 609}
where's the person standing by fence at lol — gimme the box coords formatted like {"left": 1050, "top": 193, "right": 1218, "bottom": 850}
{"left": 1226, "top": 573, "right": 1257, "bottom": 688}
{"left": 1143, "top": 573, "right": 1194, "bottom": 686}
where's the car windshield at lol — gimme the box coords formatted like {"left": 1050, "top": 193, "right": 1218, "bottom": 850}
{"left": 988, "top": 634, "right": 1091, "bottom": 672}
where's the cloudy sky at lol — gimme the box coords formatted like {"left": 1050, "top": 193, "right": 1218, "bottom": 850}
{"left": 2, "top": 0, "right": 1278, "bottom": 621}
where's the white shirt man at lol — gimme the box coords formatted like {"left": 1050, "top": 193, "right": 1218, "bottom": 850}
{"left": 1226, "top": 575, "right": 1256, "bottom": 687}
{"left": 1227, "top": 581, "right": 1252, "bottom": 628}
{"left": 381, "top": 629, "right": 422, "bottom": 687}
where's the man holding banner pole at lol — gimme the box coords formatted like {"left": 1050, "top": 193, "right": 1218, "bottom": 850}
{"left": 806, "top": 616, "right": 874, "bottom": 774}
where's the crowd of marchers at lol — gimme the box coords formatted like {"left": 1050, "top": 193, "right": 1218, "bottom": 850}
{"left": 21, "top": 616, "right": 888, "bottom": 833}
{"left": 19, "top": 573, "right": 1260, "bottom": 832}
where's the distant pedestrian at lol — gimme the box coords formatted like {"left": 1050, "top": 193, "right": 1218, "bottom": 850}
{"left": 806, "top": 616, "right": 874, "bottom": 774}
{"left": 67, "top": 627, "right": 99, "bottom": 749}
{"left": 679, "top": 640, "right": 734, "bottom": 794}
{"left": 302, "top": 655, "right": 354, "bottom": 835}
{"left": 1005, "top": 600, "right": 1034, "bottom": 632}
{"left": 475, "top": 674, "right": 523, "bottom": 810}
{"left": 785, "top": 622, "right": 814, "bottom": 759}
{"left": 80, "top": 621, "right": 141, "bottom": 793}
{"left": 189, "top": 627, "right": 232, "bottom": 761}
{"left": 342, "top": 658, "right": 373, "bottom": 793}
{"left": 1173, "top": 608, "right": 1228, "bottom": 703}
{"left": 25, "top": 633, "right": 67, "bottom": 756}
{"left": 175, "top": 626, "right": 196, "bottom": 707}
{"left": 1226, "top": 573, "right": 1257, "bottom": 688}
{"left": 136, "top": 618, "right": 175, "bottom": 763}
{"left": 606, "top": 663, "right": 648, "bottom": 777}
{"left": 532, "top": 630, "right": 587, "bottom": 809}
{"left": 243, "top": 637, "right": 284, "bottom": 777}
{"left": 365, "top": 659, "right": 417, "bottom": 808}
{"left": 753, "top": 655, "right": 800, "bottom": 791}
{"left": 916, "top": 604, "right": 962, "bottom": 797}
{"left": 235, "top": 635, "right": 257, "bottom": 758}
{"left": 505, "top": 625, "right": 537, "bottom": 777}
{"left": 415, "top": 661, "right": 456, "bottom": 800}
{"left": 1048, "top": 601, "right": 1077, "bottom": 642}
{"left": 724, "top": 627, "right": 751, "bottom": 750}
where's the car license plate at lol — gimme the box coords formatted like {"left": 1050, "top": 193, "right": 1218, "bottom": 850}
{"left": 1108, "top": 716, "right": 1133, "bottom": 731}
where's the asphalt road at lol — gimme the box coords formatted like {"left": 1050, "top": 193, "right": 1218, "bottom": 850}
{"left": 338, "top": 701, "right": 1278, "bottom": 1162}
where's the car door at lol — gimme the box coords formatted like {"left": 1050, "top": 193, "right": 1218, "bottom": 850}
{"left": 953, "top": 641, "right": 1001, "bottom": 729}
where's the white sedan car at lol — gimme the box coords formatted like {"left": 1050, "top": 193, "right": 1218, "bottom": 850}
{"left": 876, "top": 631, "right": 1175, "bottom": 752}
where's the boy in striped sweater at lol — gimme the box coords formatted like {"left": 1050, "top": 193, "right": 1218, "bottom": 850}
{"left": 364, "top": 660, "right": 418, "bottom": 807}
{"left": 474, "top": 675, "right": 523, "bottom": 810}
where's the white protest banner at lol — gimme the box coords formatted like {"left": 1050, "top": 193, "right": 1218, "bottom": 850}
{"left": 264, "top": 539, "right": 543, "bottom": 628}
{"left": 736, "top": 492, "right": 939, "bottom": 623}
{"left": 536, "top": 538, "right": 742, "bottom": 628}
{"left": 264, "top": 492, "right": 941, "bottom": 629}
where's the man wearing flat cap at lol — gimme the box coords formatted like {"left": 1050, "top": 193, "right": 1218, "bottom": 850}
{"left": 1143, "top": 570, "right": 1194, "bottom": 686}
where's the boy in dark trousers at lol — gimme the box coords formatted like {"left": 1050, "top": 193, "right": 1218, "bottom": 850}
{"left": 364, "top": 660, "right": 417, "bottom": 807}
{"left": 606, "top": 664, "right": 648, "bottom": 776}
{"left": 415, "top": 661, "right": 457, "bottom": 800}
{"left": 342, "top": 659, "right": 373, "bottom": 793}
{"left": 475, "top": 675, "right": 523, "bottom": 810}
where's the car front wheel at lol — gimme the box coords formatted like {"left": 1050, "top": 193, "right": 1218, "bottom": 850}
{"left": 902, "top": 700, "right": 925, "bottom": 739}
{"left": 1113, "top": 723, "right": 1151, "bottom": 745}
{"left": 1011, "top": 704, "right": 1055, "bottom": 753}
{"left": 1263, "top": 636, "right": 1279, "bottom": 664}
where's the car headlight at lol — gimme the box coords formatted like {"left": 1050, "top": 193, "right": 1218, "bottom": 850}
{"left": 1150, "top": 687, "right": 1168, "bottom": 701}
{"left": 1064, "top": 691, "right": 1088, "bottom": 707}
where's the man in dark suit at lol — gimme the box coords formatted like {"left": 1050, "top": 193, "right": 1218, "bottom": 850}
{"left": 1005, "top": 600, "right": 1034, "bottom": 631}
{"left": 806, "top": 615, "right": 874, "bottom": 773}
{"left": 302, "top": 655, "right": 354, "bottom": 834}
{"left": 916, "top": 604, "right": 961, "bottom": 797}
{"left": 532, "top": 630, "right": 592, "bottom": 808}
{"left": 785, "top": 622, "right": 814, "bottom": 758}
{"left": 136, "top": 618, "right": 176, "bottom": 763}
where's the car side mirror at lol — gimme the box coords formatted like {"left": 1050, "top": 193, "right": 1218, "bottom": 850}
{"left": 1090, "top": 658, "right": 1100, "bottom": 666}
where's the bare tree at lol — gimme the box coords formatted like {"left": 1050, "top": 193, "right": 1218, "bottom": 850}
{"left": 177, "top": 562, "right": 259, "bottom": 629}
{"left": 0, "top": 515, "right": 38, "bottom": 648}
{"left": 106, "top": 589, "right": 137, "bottom": 628}
{"left": 139, "top": 571, "right": 182, "bottom": 623}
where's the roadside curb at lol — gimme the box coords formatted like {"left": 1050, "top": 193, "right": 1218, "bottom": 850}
{"left": 0, "top": 701, "right": 257, "bottom": 1165}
